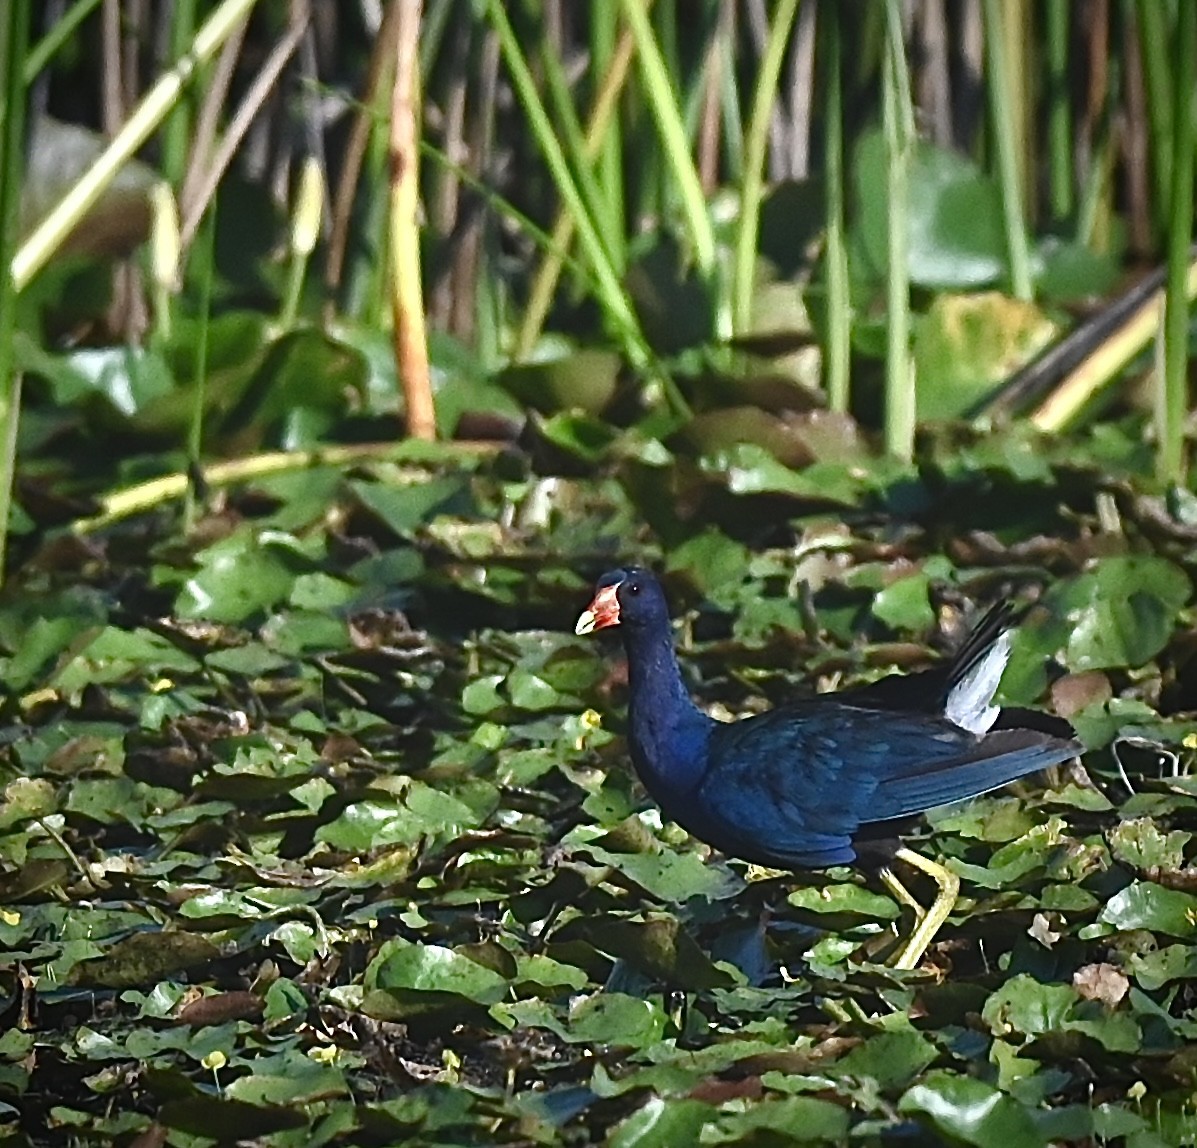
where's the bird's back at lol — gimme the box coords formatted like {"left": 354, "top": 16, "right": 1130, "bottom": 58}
{"left": 685, "top": 700, "right": 1077, "bottom": 870}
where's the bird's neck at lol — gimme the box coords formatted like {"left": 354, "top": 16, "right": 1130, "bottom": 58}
{"left": 623, "top": 626, "right": 712, "bottom": 794}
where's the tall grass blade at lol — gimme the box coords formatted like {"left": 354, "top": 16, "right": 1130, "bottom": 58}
{"left": 1046, "top": 0, "right": 1073, "bottom": 224}
{"left": 149, "top": 182, "right": 181, "bottom": 347}
{"left": 184, "top": 198, "right": 217, "bottom": 531}
{"left": 23, "top": 0, "right": 102, "bottom": 82}
{"left": 982, "top": 0, "right": 1034, "bottom": 300}
{"left": 1137, "top": 0, "right": 1174, "bottom": 244}
{"left": 822, "top": 2, "right": 850, "bottom": 414}
{"left": 486, "top": 0, "right": 653, "bottom": 375}
{"left": 538, "top": 30, "right": 619, "bottom": 268}
{"left": 1157, "top": 0, "right": 1195, "bottom": 483}
{"left": 590, "top": 5, "right": 627, "bottom": 262}
{"left": 733, "top": 0, "right": 799, "bottom": 335}
{"left": 618, "top": 0, "right": 720, "bottom": 330}
{"left": 0, "top": 0, "right": 29, "bottom": 586}
{"left": 161, "top": 0, "right": 197, "bottom": 187}
{"left": 13, "top": 0, "right": 258, "bottom": 290}
{"left": 515, "top": 26, "right": 639, "bottom": 359}
{"left": 882, "top": 0, "right": 914, "bottom": 462}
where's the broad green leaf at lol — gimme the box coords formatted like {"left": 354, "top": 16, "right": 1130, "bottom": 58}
{"left": 788, "top": 882, "right": 901, "bottom": 921}
{"left": 1037, "top": 556, "right": 1190, "bottom": 671}
{"left": 710, "top": 1096, "right": 851, "bottom": 1143}
{"left": 609, "top": 1097, "right": 710, "bottom": 1148}
{"left": 872, "top": 572, "right": 935, "bottom": 632}
{"left": 0, "top": 778, "right": 56, "bottom": 826}
{"left": 350, "top": 475, "right": 472, "bottom": 536}
{"left": 224, "top": 1052, "right": 348, "bottom": 1105}
{"left": 566, "top": 992, "right": 667, "bottom": 1047}
{"left": 366, "top": 938, "right": 510, "bottom": 1004}
{"left": 914, "top": 292, "right": 1057, "bottom": 420}
{"left": 1099, "top": 882, "right": 1197, "bottom": 938}
{"left": 856, "top": 129, "right": 1009, "bottom": 289}
{"left": 899, "top": 1071, "right": 1046, "bottom": 1148}
{"left": 52, "top": 627, "right": 199, "bottom": 693}
{"left": 829, "top": 1028, "right": 937, "bottom": 1089}
{"left": 177, "top": 532, "right": 304, "bottom": 624}
{"left": 501, "top": 346, "right": 621, "bottom": 416}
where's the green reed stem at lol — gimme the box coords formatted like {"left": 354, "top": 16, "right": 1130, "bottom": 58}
{"left": 733, "top": 0, "right": 800, "bottom": 335}
{"left": 822, "top": 3, "right": 850, "bottom": 413}
{"left": 539, "top": 32, "right": 619, "bottom": 267}
{"left": 1137, "top": 0, "right": 1174, "bottom": 244}
{"left": 0, "top": 0, "right": 30, "bottom": 586}
{"left": 589, "top": 4, "right": 626, "bottom": 270}
{"left": 1046, "top": 0, "right": 1073, "bottom": 224}
{"left": 882, "top": 0, "right": 914, "bottom": 462}
{"left": 515, "top": 23, "right": 639, "bottom": 360}
{"left": 486, "top": 0, "right": 665, "bottom": 390}
{"left": 618, "top": 0, "right": 720, "bottom": 329}
{"left": 982, "top": 0, "right": 1033, "bottom": 299}
{"left": 161, "top": 0, "right": 197, "bottom": 188}
{"left": 13, "top": 0, "right": 258, "bottom": 291}
{"left": 23, "top": 0, "right": 101, "bottom": 81}
{"left": 1157, "top": 0, "right": 1195, "bottom": 484}
{"left": 184, "top": 196, "right": 217, "bottom": 531}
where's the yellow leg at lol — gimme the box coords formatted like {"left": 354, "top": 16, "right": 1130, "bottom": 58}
{"left": 879, "top": 866, "right": 924, "bottom": 919}
{"left": 890, "top": 847, "right": 960, "bottom": 970}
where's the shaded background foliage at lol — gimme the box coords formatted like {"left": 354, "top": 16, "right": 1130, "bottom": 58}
{"left": 0, "top": 1, "right": 1196, "bottom": 1145}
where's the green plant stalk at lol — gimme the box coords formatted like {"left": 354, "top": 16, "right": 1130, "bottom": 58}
{"left": 590, "top": 4, "right": 626, "bottom": 263}
{"left": 1075, "top": 41, "right": 1121, "bottom": 252}
{"left": 515, "top": 24, "right": 640, "bottom": 359}
{"left": 982, "top": 0, "right": 1033, "bottom": 300}
{"left": 1137, "top": 0, "right": 1174, "bottom": 243}
{"left": 538, "top": 33, "right": 619, "bottom": 267}
{"left": 617, "top": 0, "right": 719, "bottom": 326}
{"left": 485, "top": 0, "right": 652, "bottom": 374}
{"left": 424, "top": 141, "right": 599, "bottom": 293}
{"left": 417, "top": 0, "right": 452, "bottom": 74}
{"left": 12, "top": 0, "right": 257, "bottom": 290}
{"left": 333, "top": 88, "right": 628, "bottom": 345}
{"left": 1157, "top": 0, "right": 1195, "bottom": 484}
{"left": 718, "top": 29, "right": 744, "bottom": 179}
{"left": 184, "top": 199, "right": 217, "bottom": 530}
{"left": 822, "top": 3, "right": 850, "bottom": 414}
{"left": 281, "top": 158, "right": 323, "bottom": 330}
{"left": 0, "top": 0, "right": 30, "bottom": 587}
{"left": 473, "top": 229, "right": 502, "bottom": 373}
{"left": 1082, "top": 110, "right": 1115, "bottom": 251}
{"left": 148, "top": 182, "right": 180, "bottom": 349}
{"left": 882, "top": 0, "right": 914, "bottom": 462}
{"left": 23, "top": 0, "right": 101, "bottom": 81}
{"left": 161, "top": 0, "right": 197, "bottom": 187}
{"left": 652, "top": 0, "right": 681, "bottom": 217}
{"left": 1046, "top": 0, "right": 1072, "bottom": 223}
{"left": 74, "top": 441, "right": 501, "bottom": 534}
{"left": 733, "top": 0, "right": 800, "bottom": 335}
{"left": 358, "top": 35, "right": 398, "bottom": 328}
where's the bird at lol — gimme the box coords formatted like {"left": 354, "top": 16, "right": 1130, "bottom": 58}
{"left": 574, "top": 566, "right": 1081, "bottom": 970}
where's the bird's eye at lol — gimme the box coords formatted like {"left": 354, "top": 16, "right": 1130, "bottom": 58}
{"left": 625, "top": 581, "right": 641, "bottom": 596}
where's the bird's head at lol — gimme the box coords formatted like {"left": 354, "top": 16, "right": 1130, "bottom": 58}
{"left": 575, "top": 567, "right": 669, "bottom": 636}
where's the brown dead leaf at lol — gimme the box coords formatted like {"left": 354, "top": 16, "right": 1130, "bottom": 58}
{"left": 1073, "top": 963, "right": 1129, "bottom": 1007}
{"left": 128, "top": 1124, "right": 168, "bottom": 1148}
{"left": 177, "top": 991, "right": 265, "bottom": 1028}
{"left": 1028, "top": 913, "right": 1061, "bottom": 949}
{"left": 688, "top": 1075, "right": 764, "bottom": 1104}
{"left": 1051, "top": 672, "right": 1112, "bottom": 719}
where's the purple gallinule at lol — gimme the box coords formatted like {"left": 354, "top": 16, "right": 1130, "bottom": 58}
{"left": 575, "top": 567, "right": 1080, "bottom": 969}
